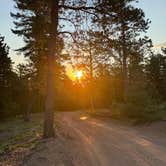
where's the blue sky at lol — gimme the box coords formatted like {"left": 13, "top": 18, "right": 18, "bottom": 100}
{"left": 0, "top": 0, "right": 166, "bottom": 65}
{"left": 1, "top": 0, "right": 25, "bottom": 66}
{"left": 136, "top": 0, "right": 166, "bottom": 45}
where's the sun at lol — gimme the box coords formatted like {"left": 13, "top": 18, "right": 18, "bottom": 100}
{"left": 75, "top": 70, "right": 83, "bottom": 80}
{"left": 66, "top": 65, "right": 84, "bottom": 81}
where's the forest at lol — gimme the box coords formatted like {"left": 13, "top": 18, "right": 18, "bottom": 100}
{"left": 0, "top": 0, "right": 166, "bottom": 165}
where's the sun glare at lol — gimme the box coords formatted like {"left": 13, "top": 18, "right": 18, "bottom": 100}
{"left": 66, "top": 65, "right": 84, "bottom": 81}
{"left": 75, "top": 70, "right": 83, "bottom": 80}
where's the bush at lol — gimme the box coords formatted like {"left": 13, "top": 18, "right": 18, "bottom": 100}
{"left": 110, "top": 85, "right": 166, "bottom": 122}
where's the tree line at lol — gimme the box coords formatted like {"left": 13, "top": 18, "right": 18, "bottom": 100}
{"left": 0, "top": 0, "right": 166, "bottom": 137}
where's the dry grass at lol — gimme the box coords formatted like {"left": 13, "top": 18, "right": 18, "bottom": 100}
{"left": 0, "top": 114, "right": 43, "bottom": 165}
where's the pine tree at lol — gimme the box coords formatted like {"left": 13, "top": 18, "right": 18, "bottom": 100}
{"left": 0, "top": 35, "right": 12, "bottom": 87}
{"left": 146, "top": 50, "right": 166, "bottom": 100}
{"left": 0, "top": 35, "right": 13, "bottom": 117}
{"left": 12, "top": 0, "right": 101, "bottom": 138}
{"left": 94, "top": 0, "right": 151, "bottom": 100}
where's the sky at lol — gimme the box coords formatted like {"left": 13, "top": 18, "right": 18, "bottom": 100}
{"left": 0, "top": 0, "right": 166, "bottom": 66}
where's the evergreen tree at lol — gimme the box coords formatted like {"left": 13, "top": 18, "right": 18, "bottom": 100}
{"left": 146, "top": 50, "right": 166, "bottom": 100}
{"left": 95, "top": 0, "right": 151, "bottom": 100}
{"left": 0, "top": 35, "right": 12, "bottom": 88}
{"left": 12, "top": 0, "right": 101, "bottom": 137}
{"left": 0, "top": 35, "right": 13, "bottom": 117}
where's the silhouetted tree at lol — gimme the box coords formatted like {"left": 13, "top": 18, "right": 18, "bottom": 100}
{"left": 12, "top": 0, "right": 102, "bottom": 137}
{"left": 95, "top": 0, "right": 151, "bottom": 100}
{"left": 146, "top": 49, "right": 166, "bottom": 100}
{"left": 0, "top": 35, "right": 15, "bottom": 118}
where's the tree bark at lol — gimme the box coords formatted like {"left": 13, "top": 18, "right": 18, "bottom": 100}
{"left": 89, "top": 42, "right": 94, "bottom": 112}
{"left": 43, "top": 0, "right": 59, "bottom": 138}
{"left": 122, "top": 45, "right": 128, "bottom": 99}
{"left": 121, "top": 19, "right": 128, "bottom": 101}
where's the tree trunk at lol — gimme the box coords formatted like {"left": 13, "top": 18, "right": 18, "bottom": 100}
{"left": 43, "top": 0, "right": 59, "bottom": 138}
{"left": 89, "top": 43, "right": 94, "bottom": 112}
{"left": 122, "top": 22, "right": 128, "bottom": 101}
{"left": 24, "top": 100, "right": 32, "bottom": 122}
{"left": 122, "top": 48, "right": 128, "bottom": 99}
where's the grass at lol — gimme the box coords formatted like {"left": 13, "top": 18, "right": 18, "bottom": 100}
{"left": 0, "top": 114, "right": 43, "bottom": 158}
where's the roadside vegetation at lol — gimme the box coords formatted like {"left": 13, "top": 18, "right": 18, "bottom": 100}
{"left": 0, "top": 114, "right": 43, "bottom": 164}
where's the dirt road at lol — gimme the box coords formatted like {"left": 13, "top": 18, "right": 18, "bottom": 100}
{"left": 23, "top": 111, "right": 166, "bottom": 166}
{"left": 60, "top": 111, "right": 166, "bottom": 166}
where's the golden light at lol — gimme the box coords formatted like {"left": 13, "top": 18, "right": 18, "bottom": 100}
{"left": 66, "top": 64, "right": 85, "bottom": 81}
{"left": 80, "top": 116, "right": 88, "bottom": 120}
{"left": 75, "top": 70, "right": 83, "bottom": 80}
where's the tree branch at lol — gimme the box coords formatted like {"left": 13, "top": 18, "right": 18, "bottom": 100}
{"left": 58, "top": 31, "right": 77, "bottom": 43}
{"left": 59, "top": 5, "right": 96, "bottom": 11}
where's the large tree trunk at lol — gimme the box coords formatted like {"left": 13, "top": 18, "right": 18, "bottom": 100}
{"left": 43, "top": 0, "right": 59, "bottom": 138}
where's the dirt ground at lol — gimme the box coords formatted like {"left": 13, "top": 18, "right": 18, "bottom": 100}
{"left": 20, "top": 111, "right": 166, "bottom": 166}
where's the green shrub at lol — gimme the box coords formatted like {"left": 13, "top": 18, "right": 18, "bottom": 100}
{"left": 111, "top": 85, "right": 166, "bottom": 122}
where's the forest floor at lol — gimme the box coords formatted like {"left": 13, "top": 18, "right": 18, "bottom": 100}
{"left": 0, "top": 111, "right": 166, "bottom": 166}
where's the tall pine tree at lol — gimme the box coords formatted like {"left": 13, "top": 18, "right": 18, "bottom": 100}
{"left": 12, "top": 0, "right": 102, "bottom": 137}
